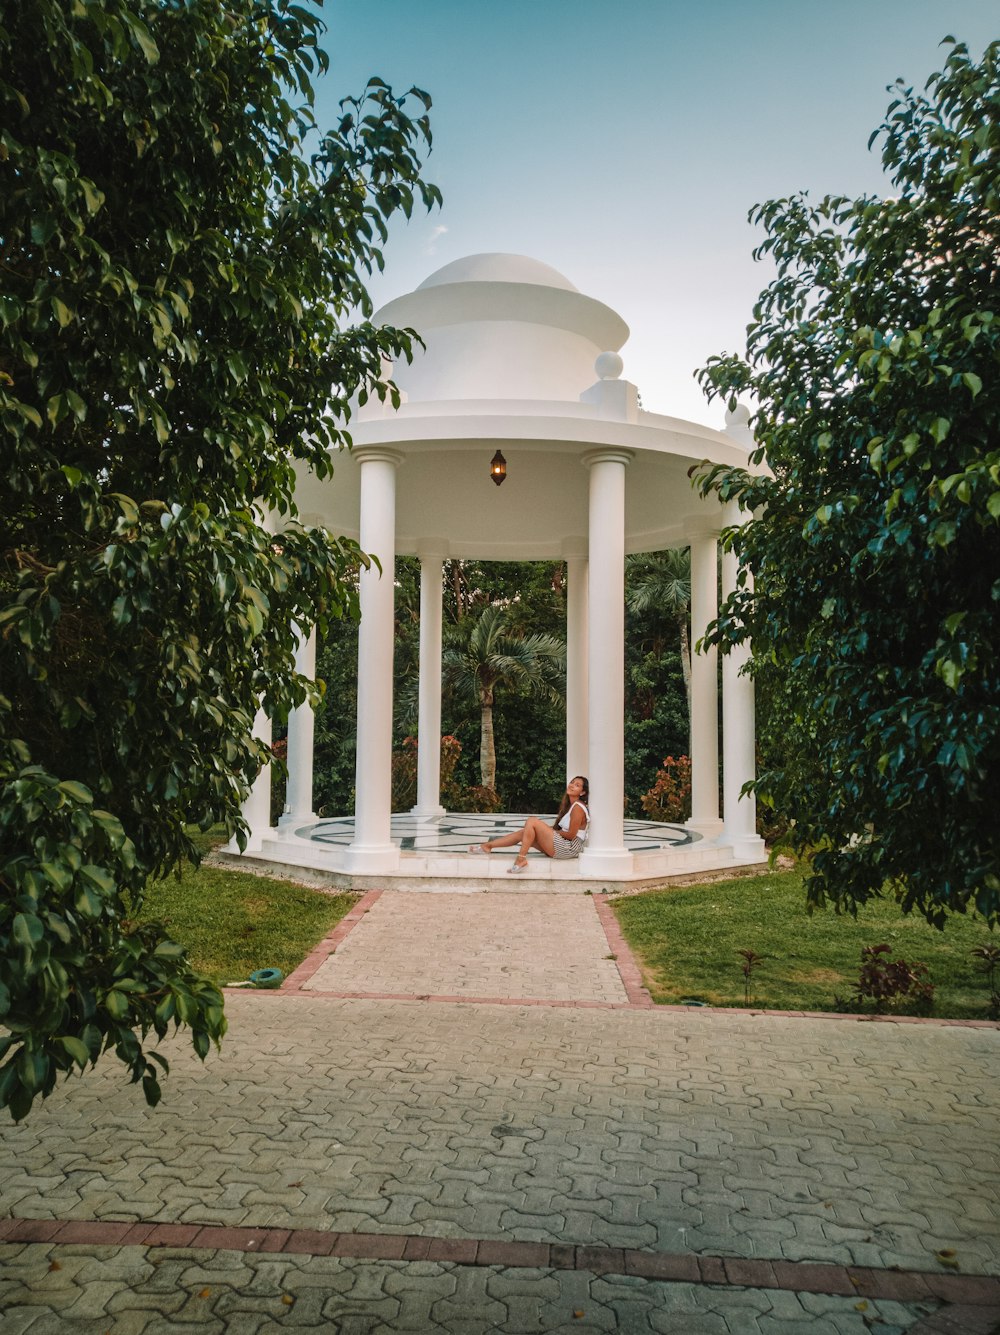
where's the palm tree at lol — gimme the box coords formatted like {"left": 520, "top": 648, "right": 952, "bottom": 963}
{"left": 625, "top": 548, "right": 692, "bottom": 712}
{"left": 441, "top": 604, "right": 565, "bottom": 792}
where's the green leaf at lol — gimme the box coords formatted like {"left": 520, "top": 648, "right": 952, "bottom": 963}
{"left": 80, "top": 178, "right": 105, "bottom": 214}
{"left": 125, "top": 13, "right": 159, "bottom": 63}
{"left": 57, "top": 780, "right": 93, "bottom": 805}
{"left": 153, "top": 941, "right": 186, "bottom": 959}
{"left": 103, "top": 989, "right": 129, "bottom": 1021}
{"left": 58, "top": 1037, "right": 91, "bottom": 1069}
{"left": 12, "top": 913, "right": 44, "bottom": 951}
{"left": 962, "top": 372, "right": 982, "bottom": 398}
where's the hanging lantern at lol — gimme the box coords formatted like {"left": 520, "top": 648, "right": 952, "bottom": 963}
{"left": 489, "top": 449, "right": 507, "bottom": 486}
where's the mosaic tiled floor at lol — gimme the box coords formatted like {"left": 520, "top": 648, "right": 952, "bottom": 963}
{"left": 298, "top": 812, "right": 699, "bottom": 854}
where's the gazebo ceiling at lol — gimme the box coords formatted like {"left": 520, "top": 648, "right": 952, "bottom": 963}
{"left": 292, "top": 253, "right": 752, "bottom": 558}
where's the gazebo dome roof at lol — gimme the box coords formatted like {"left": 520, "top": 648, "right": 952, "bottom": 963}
{"left": 294, "top": 253, "right": 752, "bottom": 560}
{"left": 416, "top": 252, "right": 579, "bottom": 292}
{"left": 374, "top": 254, "right": 628, "bottom": 404}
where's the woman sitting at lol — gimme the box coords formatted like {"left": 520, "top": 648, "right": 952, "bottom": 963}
{"left": 470, "top": 776, "right": 590, "bottom": 874}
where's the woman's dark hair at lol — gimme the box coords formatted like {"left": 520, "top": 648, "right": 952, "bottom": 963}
{"left": 553, "top": 775, "right": 590, "bottom": 827}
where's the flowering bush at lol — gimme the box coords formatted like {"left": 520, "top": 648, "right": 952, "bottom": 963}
{"left": 640, "top": 755, "right": 692, "bottom": 823}
{"left": 392, "top": 735, "right": 503, "bottom": 813}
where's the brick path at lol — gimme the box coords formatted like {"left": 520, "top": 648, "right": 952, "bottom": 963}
{"left": 297, "top": 892, "right": 629, "bottom": 1003}
{"left": 1, "top": 890, "right": 999, "bottom": 1332}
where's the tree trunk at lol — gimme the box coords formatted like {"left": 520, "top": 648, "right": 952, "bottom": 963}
{"left": 479, "top": 687, "right": 496, "bottom": 790}
{"left": 678, "top": 616, "right": 692, "bottom": 720}
{"left": 450, "top": 560, "right": 465, "bottom": 620}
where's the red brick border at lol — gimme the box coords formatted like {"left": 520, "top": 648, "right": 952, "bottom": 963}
{"left": 279, "top": 889, "right": 382, "bottom": 991}
{"left": 229, "top": 986, "right": 1000, "bottom": 1026}
{"left": 592, "top": 893, "right": 655, "bottom": 1006}
{"left": 3, "top": 1216, "right": 998, "bottom": 1313}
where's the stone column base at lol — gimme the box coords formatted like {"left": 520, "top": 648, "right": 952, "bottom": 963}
{"left": 727, "top": 834, "right": 768, "bottom": 861}
{"left": 579, "top": 847, "right": 634, "bottom": 878}
{"left": 685, "top": 818, "right": 724, "bottom": 841}
{"left": 340, "top": 844, "right": 401, "bottom": 875}
{"left": 278, "top": 811, "right": 318, "bottom": 833}
{"left": 411, "top": 804, "right": 446, "bottom": 819}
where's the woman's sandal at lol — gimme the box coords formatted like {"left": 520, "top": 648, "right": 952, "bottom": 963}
{"left": 468, "top": 843, "right": 491, "bottom": 854}
{"left": 507, "top": 858, "right": 528, "bottom": 874}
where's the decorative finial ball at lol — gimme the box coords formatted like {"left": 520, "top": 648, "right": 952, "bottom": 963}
{"left": 725, "top": 403, "right": 751, "bottom": 428}
{"left": 595, "top": 351, "right": 623, "bottom": 381}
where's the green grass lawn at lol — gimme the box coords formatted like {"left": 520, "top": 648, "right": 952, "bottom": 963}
{"left": 612, "top": 868, "right": 999, "bottom": 1019}
{"left": 140, "top": 833, "right": 357, "bottom": 984}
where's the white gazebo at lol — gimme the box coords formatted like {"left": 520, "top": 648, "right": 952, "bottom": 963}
{"left": 227, "top": 253, "right": 766, "bottom": 889}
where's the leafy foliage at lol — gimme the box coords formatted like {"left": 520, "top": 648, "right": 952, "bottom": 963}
{"left": 312, "top": 555, "right": 693, "bottom": 815}
{"left": 441, "top": 603, "right": 565, "bottom": 792}
{"left": 625, "top": 549, "right": 691, "bottom": 711}
{"left": 640, "top": 755, "right": 692, "bottom": 823}
{"left": 0, "top": 0, "right": 439, "bottom": 1118}
{"left": 696, "top": 39, "right": 1000, "bottom": 924}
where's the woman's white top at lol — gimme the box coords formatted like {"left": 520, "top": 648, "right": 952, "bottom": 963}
{"left": 557, "top": 800, "right": 589, "bottom": 842}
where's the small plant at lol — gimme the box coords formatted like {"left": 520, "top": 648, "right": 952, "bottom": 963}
{"left": 641, "top": 755, "right": 692, "bottom": 823}
{"left": 970, "top": 945, "right": 1000, "bottom": 1020}
{"left": 737, "top": 948, "right": 765, "bottom": 1006}
{"left": 850, "top": 944, "right": 935, "bottom": 1015}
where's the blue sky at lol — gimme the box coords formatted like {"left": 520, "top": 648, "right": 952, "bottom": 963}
{"left": 319, "top": 1, "right": 997, "bottom": 424}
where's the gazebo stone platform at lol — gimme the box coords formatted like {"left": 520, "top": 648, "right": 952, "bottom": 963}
{"left": 217, "top": 813, "right": 766, "bottom": 894}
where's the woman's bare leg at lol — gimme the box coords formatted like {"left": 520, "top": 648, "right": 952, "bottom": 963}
{"left": 481, "top": 826, "right": 528, "bottom": 852}
{"left": 516, "top": 818, "right": 556, "bottom": 863}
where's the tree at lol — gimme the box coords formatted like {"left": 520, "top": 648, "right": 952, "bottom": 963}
{"left": 696, "top": 38, "right": 1000, "bottom": 926}
{"left": 0, "top": 0, "right": 440, "bottom": 1119}
{"left": 441, "top": 604, "right": 565, "bottom": 792}
{"left": 625, "top": 548, "right": 692, "bottom": 713}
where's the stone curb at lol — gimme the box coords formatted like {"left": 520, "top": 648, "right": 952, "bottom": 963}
{"left": 3, "top": 1217, "right": 999, "bottom": 1310}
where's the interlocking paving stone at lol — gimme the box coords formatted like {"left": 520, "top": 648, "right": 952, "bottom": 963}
{"left": 1, "top": 975, "right": 999, "bottom": 1332}
{"left": 13, "top": 1238, "right": 949, "bottom": 1331}
{"left": 1, "top": 995, "right": 997, "bottom": 1286}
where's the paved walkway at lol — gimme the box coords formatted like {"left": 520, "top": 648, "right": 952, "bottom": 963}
{"left": 298, "top": 892, "right": 631, "bottom": 1003}
{"left": 1, "top": 891, "right": 999, "bottom": 1333}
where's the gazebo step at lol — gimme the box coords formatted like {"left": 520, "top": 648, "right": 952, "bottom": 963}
{"left": 216, "top": 822, "right": 767, "bottom": 894}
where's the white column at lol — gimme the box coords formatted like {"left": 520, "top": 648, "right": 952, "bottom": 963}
{"left": 227, "top": 707, "right": 272, "bottom": 854}
{"left": 565, "top": 551, "right": 589, "bottom": 780}
{"left": 721, "top": 505, "right": 766, "bottom": 860}
{"left": 579, "top": 449, "right": 633, "bottom": 878}
{"left": 686, "top": 530, "right": 723, "bottom": 838}
{"left": 279, "top": 626, "right": 318, "bottom": 832}
{"left": 345, "top": 448, "right": 402, "bottom": 873}
{"left": 413, "top": 550, "right": 446, "bottom": 817}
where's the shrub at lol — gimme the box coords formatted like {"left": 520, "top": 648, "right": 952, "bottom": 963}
{"left": 837, "top": 944, "right": 935, "bottom": 1015}
{"left": 640, "top": 755, "right": 692, "bottom": 823}
{"left": 392, "top": 735, "right": 503, "bottom": 813}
